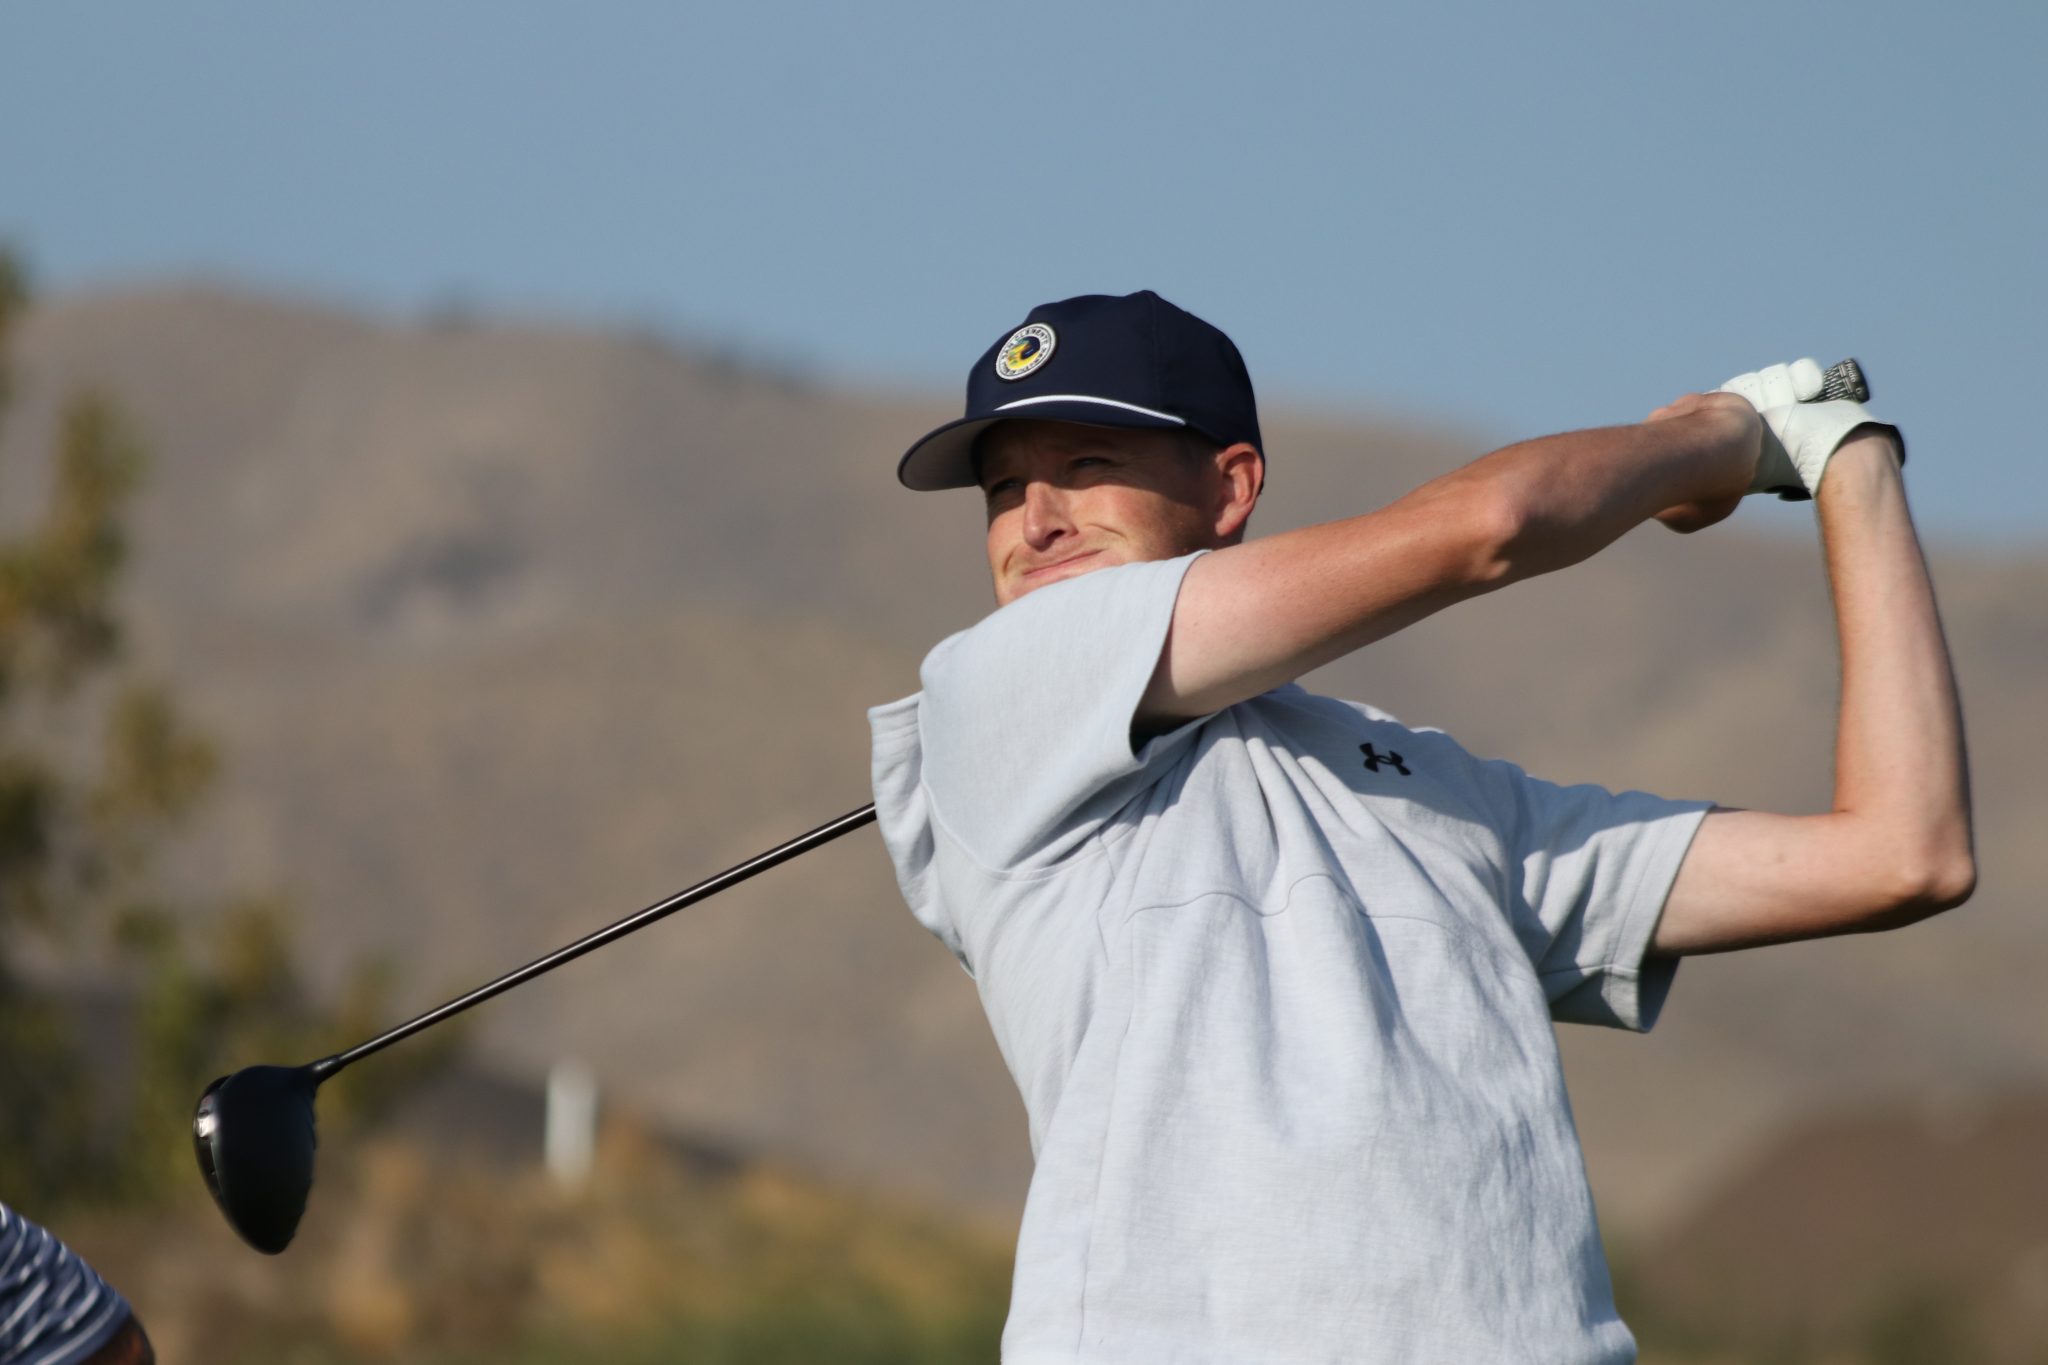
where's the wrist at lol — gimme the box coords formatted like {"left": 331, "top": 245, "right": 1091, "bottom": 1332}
{"left": 1698, "top": 396, "right": 1765, "bottom": 499}
{"left": 1815, "top": 427, "right": 1905, "bottom": 505}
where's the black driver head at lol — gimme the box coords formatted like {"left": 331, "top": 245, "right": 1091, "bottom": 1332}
{"left": 193, "top": 1064, "right": 321, "bottom": 1254}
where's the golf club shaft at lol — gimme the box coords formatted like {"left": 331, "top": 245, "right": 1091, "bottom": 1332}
{"left": 312, "top": 803, "right": 879, "bottom": 1080}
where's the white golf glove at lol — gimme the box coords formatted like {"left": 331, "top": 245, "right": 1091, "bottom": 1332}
{"left": 1718, "top": 359, "right": 1900, "bottom": 500}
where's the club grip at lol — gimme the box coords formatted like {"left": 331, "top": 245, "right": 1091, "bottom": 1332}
{"left": 1819, "top": 358, "right": 1868, "bottom": 403}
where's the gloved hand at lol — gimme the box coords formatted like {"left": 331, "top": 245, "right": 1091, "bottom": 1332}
{"left": 1719, "top": 359, "right": 1903, "bottom": 500}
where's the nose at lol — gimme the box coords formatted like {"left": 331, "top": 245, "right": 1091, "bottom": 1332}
{"left": 1020, "top": 479, "right": 1074, "bottom": 551}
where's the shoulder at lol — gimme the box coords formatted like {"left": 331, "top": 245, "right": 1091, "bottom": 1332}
{"left": 901, "top": 554, "right": 1215, "bottom": 870}
{"left": 925, "top": 552, "right": 1207, "bottom": 672}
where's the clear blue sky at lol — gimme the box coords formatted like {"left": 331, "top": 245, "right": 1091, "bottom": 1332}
{"left": 3, "top": 1, "right": 2042, "bottom": 543}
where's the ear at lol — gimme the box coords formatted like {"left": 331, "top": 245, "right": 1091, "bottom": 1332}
{"left": 1211, "top": 442, "right": 1264, "bottom": 541}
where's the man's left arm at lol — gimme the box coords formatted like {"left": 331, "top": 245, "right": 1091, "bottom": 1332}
{"left": 1652, "top": 428, "right": 1975, "bottom": 954}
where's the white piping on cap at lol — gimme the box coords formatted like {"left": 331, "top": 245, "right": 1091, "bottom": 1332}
{"left": 991, "top": 394, "right": 1187, "bottom": 425}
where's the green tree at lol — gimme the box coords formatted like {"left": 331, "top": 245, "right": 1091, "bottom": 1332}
{"left": 0, "top": 248, "right": 450, "bottom": 1210}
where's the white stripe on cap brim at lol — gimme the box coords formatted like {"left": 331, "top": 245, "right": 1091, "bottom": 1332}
{"left": 992, "top": 394, "right": 1187, "bottom": 425}
{"left": 897, "top": 397, "right": 1189, "bottom": 491}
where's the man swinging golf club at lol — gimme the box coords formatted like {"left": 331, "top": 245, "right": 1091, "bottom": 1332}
{"left": 866, "top": 291, "right": 1973, "bottom": 1362}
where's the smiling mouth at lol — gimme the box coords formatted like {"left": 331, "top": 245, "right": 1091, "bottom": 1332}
{"left": 1021, "top": 550, "right": 1102, "bottom": 580}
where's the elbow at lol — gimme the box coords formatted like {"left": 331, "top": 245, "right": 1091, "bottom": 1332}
{"left": 1866, "top": 840, "right": 1977, "bottom": 929}
{"left": 1907, "top": 818, "right": 1978, "bottom": 916}
{"left": 1918, "top": 848, "right": 1978, "bottom": 914}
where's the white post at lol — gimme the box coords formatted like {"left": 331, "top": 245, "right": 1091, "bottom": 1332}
{"left": 544, "top": 1059, "right": 598, "bottom": 1189}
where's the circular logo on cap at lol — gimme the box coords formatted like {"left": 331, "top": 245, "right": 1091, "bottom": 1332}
{"left": 995, "top": 323, "right": 1056, "bottom": 381}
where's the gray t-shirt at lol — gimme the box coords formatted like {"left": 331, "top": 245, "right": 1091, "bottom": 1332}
{"left": 868, "top": 551, "right": 1709, "bottom": 1365}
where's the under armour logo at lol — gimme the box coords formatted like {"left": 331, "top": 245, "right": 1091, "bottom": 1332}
{"left": 1359, "top": 743, "right": 1411, "bottom": 776}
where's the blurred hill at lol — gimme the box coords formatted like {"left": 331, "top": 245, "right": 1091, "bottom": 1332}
{"left": 3, "top": 284, "right": 2043, "bottom": 1250}
{"left": 1634, "top": 1093, "right": 2048, "bottom": 1361}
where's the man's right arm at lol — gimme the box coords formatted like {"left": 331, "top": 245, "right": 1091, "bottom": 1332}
{"left": 1138, "top": 393, "right": 1763, "bottom": 725}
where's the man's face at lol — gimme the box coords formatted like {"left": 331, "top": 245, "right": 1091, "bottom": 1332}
{"left": 979, "top": 421, "right": 1231, "bottom": 607}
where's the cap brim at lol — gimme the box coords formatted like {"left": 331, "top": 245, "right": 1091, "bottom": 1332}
{"left": 896, "top": 399, "right": 1188, "bottom": 491}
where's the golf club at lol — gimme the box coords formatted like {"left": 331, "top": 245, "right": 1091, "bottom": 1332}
{"left": 194, "top": 802, "right": 877, "bottom": 1254}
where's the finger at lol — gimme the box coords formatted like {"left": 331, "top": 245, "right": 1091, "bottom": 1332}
{"left": 1647, "top": 392, "right": 1707, "bottom": 422}
{"left": 1720, "top": 371, "right": 1766, "bottom": 408}
{"left": 1788, "top": 357, "right": 1824, "bottom": 401}
{"left": 1725, "top": 361, "right": 1818, "bottom": 410}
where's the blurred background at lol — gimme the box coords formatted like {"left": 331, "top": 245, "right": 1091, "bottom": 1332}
{"left": 2, "top": 3, "right": 2043, "bottom": 1361}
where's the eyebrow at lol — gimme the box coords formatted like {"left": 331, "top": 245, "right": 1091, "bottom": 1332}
{"left": 977, "top": 432, "right": 1125, "bottom": 487}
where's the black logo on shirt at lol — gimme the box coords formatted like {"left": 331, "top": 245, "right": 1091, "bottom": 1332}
{"left": 1359, "top": 743, "right": 1411, "bottom": 776}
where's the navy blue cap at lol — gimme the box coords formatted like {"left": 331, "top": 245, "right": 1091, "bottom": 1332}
{"left": 897, "top": 290, "right": 1262, "bottom": 491}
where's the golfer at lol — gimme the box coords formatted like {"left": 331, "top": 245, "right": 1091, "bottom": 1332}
{"left": 866, "top": 291, "right": 1972, "bottom": 1362}
{"left": 0, "top": 1203, "right": 152, "bottom": 1365}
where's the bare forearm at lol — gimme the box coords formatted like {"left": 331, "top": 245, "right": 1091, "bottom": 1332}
{"left": 1817, "top": 433, "right": 1974, "bottom": 903}
{"left": 1144, "top": 400, "right": 1760, "bottom": 720}
{"left": 1478, "top": 394, "right": 1760, "bottom": 581}
{"left": 1655, "top": 430, "right": 1974, "bottom": 955}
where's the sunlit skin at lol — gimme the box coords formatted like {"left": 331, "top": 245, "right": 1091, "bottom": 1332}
{"left": 979, "top": 420, "right": 1263, "bottom": 606}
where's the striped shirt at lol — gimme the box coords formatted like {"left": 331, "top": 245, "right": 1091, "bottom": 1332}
{"left": 0, "top": 1204, "right": 129, "bottom": 1365}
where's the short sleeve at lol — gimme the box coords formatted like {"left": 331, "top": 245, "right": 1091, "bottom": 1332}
{"left": 916, "top": 552, "right": 1208, "bottom": 868}
{"left": 1469, "top": 757, "right": 1710, "bottom": 1031}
